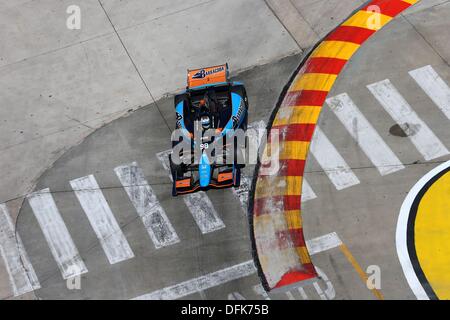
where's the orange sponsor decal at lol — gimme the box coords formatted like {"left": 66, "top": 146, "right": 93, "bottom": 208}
{"left": 187, "top": 64, "right": 228, "bottom": 89}
{"left": 218, "top": 172, "right": 233, "bottom": 182}
{"left": 176, "top": 179, "right": 191, "bottom": 188}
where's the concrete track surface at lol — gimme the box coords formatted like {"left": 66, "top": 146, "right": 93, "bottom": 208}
{"left": 0, "top": 0, "right": 449, "bottom": 300}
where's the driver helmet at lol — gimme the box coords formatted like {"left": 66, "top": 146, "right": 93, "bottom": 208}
{"left": 200, "top": 115, "right": 210, "bottom": 129}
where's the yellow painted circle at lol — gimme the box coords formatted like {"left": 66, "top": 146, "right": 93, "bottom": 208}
{"left": 414, "top": 169, "right": 450, "bottom": 299}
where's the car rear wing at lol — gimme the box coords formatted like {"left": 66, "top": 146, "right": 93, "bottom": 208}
{"left": 187, "top": 63, "right": 229, "bottom": 89}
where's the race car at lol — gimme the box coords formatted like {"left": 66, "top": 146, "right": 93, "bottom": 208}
{"left": 169, "top": 64, "right": 249, "bottom": 196}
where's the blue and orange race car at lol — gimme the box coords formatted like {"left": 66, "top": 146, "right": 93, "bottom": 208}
{"left": 169, "top": 64, "right": 249, "bottom": 196}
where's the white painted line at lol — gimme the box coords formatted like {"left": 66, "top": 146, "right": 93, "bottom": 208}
{"left": 114, "top": 162, "right": 180, "bottom": 249}
{"left": 70, "top": 175, "right": 135, "bottom": 264}
{"left": 409, "top": 65, "right": 450, "bottom": 121}
{"left": 301, "top": 179, "right": 317, "bottom": 202}
{"left": 298, "top": 287, "right": 309, "bottom": 300}
{"left": 315, "top": 267, "right": 336, "bottom": 300}
{"left": 228, "top": 292, "right": 246, "bottom": 300}
{"left": 232, "top": 121, "right": 267, "bottom": 211}
{"left": 368, "top": 79, "right": 450, "bottom": 161}
{"left": 0, "top": 204, "right": 40, "bottom": 296}
{"left": 253, "top": 283, "right": 271, "bottom": 300}
{"left": 132, "top": 232, "right": 341, "bottom": 300}
{"left": 156, "top": 151, "right": 225, "bottom": 234}
{"left": 310, "top": 126, "right": 360, "bottom": 190}
{"left": 247, "top": 120, "right": 267, "bottom": 165}
{"left": 396, "top": 160, "right": 450, "bottom": 300}
{"left": 233, "top": 173, "right": 251, "bottom": 212}
{"left": 285, "top": 291, "right": 295, "bottom": 300}
{"left": 327, "top": 93, "right": 405, "bottom": 176}
{"left": 313, "top": 281, "right": 327, "bottom": 300}
{"left": 180, "top": 191, "right": 225, "bottom": 234}
{"left": 133, "top": 260, "right": 257, "bottom": 300}
{"left": 306, "top": 232, "right": 342, "bottom": 255}
{"left": 27, "top": 189, "right": 88, "bottom": 279}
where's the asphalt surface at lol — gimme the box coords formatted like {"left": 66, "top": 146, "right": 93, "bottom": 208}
{"left": 302, "top": 1, "right": 450, "bottom": 300}
{"left": 0, "top": 0, "right": 374, "bottom": 300}
{"left": 0, "top": 0, "right": 300, "bottom": 219}
{"left": 16, "top": 55, "right": 310, "bottom": 300}
{"left": 3, "top": 0, "right": 449, "bottom": 300}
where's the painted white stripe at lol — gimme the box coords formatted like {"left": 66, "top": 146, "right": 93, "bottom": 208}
{"left": 368, "top": 79, "right": 450, "bottom": 161}
{"left": 132, "top": 232, "right": 341, "bottom": 300}
{"left": 228, "top": 292, "right": 246, "bottom": 300}
{"left": 306, "top": 232, "right": 342, "bottom": 255}
{"left": 315, "top": 267, "right": 336, "bottom": 300}
{"left": 70, "top": 175, "right": 135, "bottom": 264}
{"left": 409, "top": 65, "right": 450, "bottom": 120}
{"left": 310, "top": 126, "right": 360, "bottom": 190}
{"left": 156, "top": 151, "right": 225, "bottom": 234}
{"left": 298, "top": 287, "right": 309, "bottom": 300}
{"left": 327, "top": 93, "right": 405, "bottom": 176}
{"left": 133, "top": 260, "right": 257, "bottom": 300}
{"left": 232, "top": 121, "right": 267, "bottom": 211}
{"left": 313, "top": 281, "right": 327, "bottom": 300}
{"left": 0, "top": 204, "right": 40, "bottom": 296}
{"left": 114, "top": 162, "right": 180, "bottom": 249}
{"left": 253, "top": 283, "right": 271, "bottom": 300}
{"left": 247, "top": 120, "right": 267, "bottom": 165}
{"left": 286, "top": 291, "right": 295, "bottom": 300}
{"left": 396, "top": 160, "right": 450, "bottom": 300}
{"left": 27, "top": 189, "right": 88, "bottom": 279}
{"left": 301, "top": 179, "right": 317, "bottom": 202}
{"left": 232, "top": 173, "right": 251, "bottom": 212}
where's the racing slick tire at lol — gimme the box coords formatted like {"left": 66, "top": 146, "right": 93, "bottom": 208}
{"left": 233, "top": 167, "right": 241, "bottom": 188}
{"left": 169, "top": 154, "right": 185, "bottom": 196}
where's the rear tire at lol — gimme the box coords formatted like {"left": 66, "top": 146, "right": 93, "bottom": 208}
{"left": 169, "top": 154, "right": 180, "bottom": 196}
{"left": 233, "top": 167, "right": 241, "bottom": 187}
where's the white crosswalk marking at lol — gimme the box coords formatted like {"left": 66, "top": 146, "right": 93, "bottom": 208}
{"left": 327, "top": 93, "right": 405, "bottom": 176}
{"left": 27, "top": 189, "right": 88, "bottom": 279}
{"left": 0, "top": 204, "right": 40, "bottom": 296}
{"left": 368, "top": 79, "right": 449, "bottom": 161}
{"left": 232, "top": 121, "right": 267, "bottom": 211}
{"left": 253, "top": 283, "right": 271, "bottom": 300}
{"left": 310, "top": 126, "right": 360, "bottom": 190}
{"left": 114, "top": 162, "right": 180, "bottom": 249}
{"left": 298, "top": 287, "right": 309, "bottom": 300}
{"left": 131, "top": 232, "right": 343, "bottom": 300}
{"left": 228, "top": 292, "right": 247, "bottom": 300}
{"left": 70, "top": 175, "right": 135, "bottom": 264}
{"left": 409, "top": 65, "right": 450, "bottom": 120}
{"left": 247, "top": 120, "right": 267, "bottom": 165}
{"left": 156, "top": 151, "right": 225, "bottom": 234}
{"left": 133, "top": 260, "right": 256, "bottom": 300}
{"left": 301, "top": 179, "right": 317, "bottom": 202}
{"left": 286, "top": 291, "right": 295, "bottom": 300}
{"left": 233, "top": 173, "right": 251, "bottom": 211}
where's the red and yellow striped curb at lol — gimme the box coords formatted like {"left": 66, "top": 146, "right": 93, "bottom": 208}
{"left": 250, "top": 0, "right": 420, "bottom": 291}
